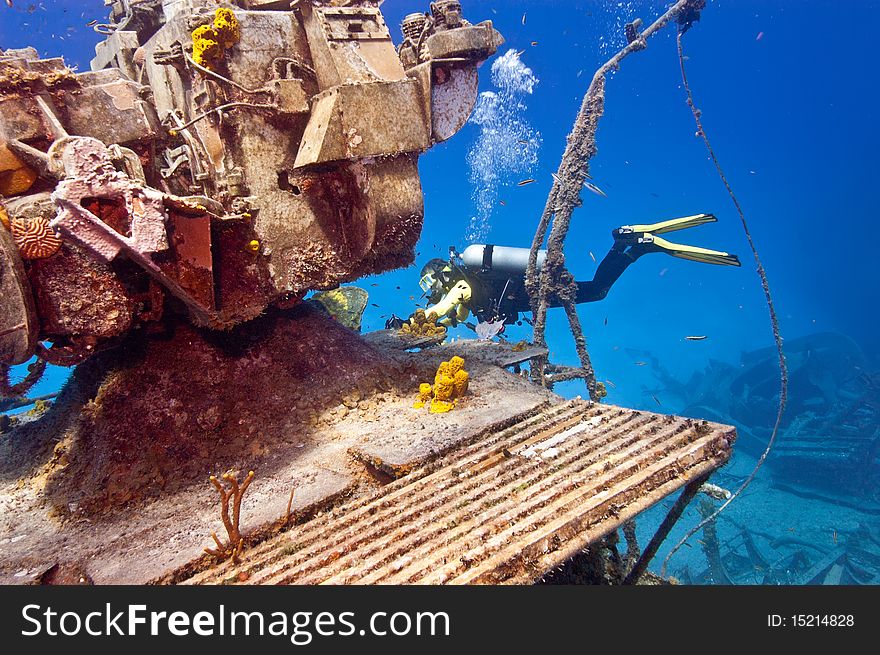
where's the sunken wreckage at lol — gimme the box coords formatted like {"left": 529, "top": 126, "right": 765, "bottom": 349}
{"left": 0, "top": 0, "right": 734, "bottom": 585}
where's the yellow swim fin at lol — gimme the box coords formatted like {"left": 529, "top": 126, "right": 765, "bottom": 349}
{"left": 624, "top": 213, "right": 718, "bottom": 235}
{"left": 648, "top": 235, "right": 741, "bottom": 267}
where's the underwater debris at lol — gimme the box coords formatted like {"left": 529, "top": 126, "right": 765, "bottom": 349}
{"left": 1, "top": 357, "right": 46, "bottom": 398}
{"left": 0, "top": 143, "right": 37, "bottom": 196}
{"left": 0, "top": 0, "right": 502, "bottom": 369}
{"left": 475, "top": 319, "right": 505, "bottom": 341}
{"left": 204, "top": 470, "right": 254, "bottom": 565}
{"left": 700, "top": 483, "right": 732, "bottom": 501}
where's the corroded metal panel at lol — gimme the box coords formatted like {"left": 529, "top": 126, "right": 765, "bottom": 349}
{"left": 0, "top": 225, "right": 37, "bottom": 365}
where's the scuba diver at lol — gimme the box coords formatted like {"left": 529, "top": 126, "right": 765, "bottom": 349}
{"left": 400, "top": 213, "right": 740, "bottom": 331}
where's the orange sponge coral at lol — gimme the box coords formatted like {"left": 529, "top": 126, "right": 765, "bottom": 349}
{"left": 399, "top": 308, "right": 447, "bottom": 337}
{"left": 413, "top": 382, "right": 433, "bottom": 409}
{"left": 414, "top": 356, "right": 470, "bottom": 414}
{"left": 191, "top": 8, "right": 241, "bottom": 70}
{"left": 453, "top": 370, "right": 469, "bottom": 397}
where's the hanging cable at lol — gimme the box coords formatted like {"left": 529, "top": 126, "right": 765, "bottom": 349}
{"left": 660, "top": 28, "right": 789, "bottom": 578}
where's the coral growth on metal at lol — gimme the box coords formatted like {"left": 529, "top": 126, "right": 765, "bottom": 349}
{"left": 0, "top": 0, "right": 503, "bottom": 370}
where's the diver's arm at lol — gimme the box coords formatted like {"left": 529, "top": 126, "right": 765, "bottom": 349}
{"left": 428, "top": 280, "right": 472, "bottom": 326}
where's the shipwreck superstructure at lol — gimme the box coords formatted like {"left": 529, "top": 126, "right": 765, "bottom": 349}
{"left": 0, "top": 0, "right": 502, "bottom": 371}
{"left": 0, "top": 0, "right": 745, "bottom": 586}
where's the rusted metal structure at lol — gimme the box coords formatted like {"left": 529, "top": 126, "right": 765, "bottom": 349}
{"left": 0, "top": 0, "right": 502, "bottom": 375}
{"left": 182, "top": 398, "right": 734, "bottom": 585}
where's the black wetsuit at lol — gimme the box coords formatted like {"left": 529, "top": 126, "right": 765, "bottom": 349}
{"left": 457, "top": 242, "right": 640, "bottom": 324}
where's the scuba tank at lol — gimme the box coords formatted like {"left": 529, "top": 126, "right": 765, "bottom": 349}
{"left": 460, "top": 244, "right": 546, "bottom": 275}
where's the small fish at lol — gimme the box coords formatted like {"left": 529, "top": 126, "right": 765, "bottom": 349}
{"left": 499, "top": 200, "right": 506, "bottom": 206}
{"left": 603, "top": 316, "right": 608, "bottom": 326}
{"left": 409, "top": 295, "right": 415, "bottom": 300}
{"left": 659, "top": 268, "right": 668, "bottom": 277}
{"left": 531, "top": 41, "right": 538, "bottom": 46}
{"left": 634, "top": 361, "right": 647, "bottom": 367}
{"left": 522, "top": 12, "right": 526, "bottom": 25}
{"left": 370, "top": 283, "right": 379, "bottom": 287}
{"left": 756, "top": 31, "right": 764, "bottom": 41}
{"left": 515, "top": 49, "right": 525, "bottom": 57}
{"left": 5, "top": 0, "right": 12, "bottom": 8}
{"left": 371, "top": 303, "right": 380, "bottom": 308}
{"left": 517, "top": 139, "right": 529, "bottom": 145}
{"left": 589, "top": 251, "right": 596, "bottom": 263}
{"left": 652, "top": 394, "right": 662, "bottom": 407}
{"left": 605, "top": 379, "right": 616, "bottom": 389}
{"left": 832, "top": 530, "right": 837, "bottom": 544}
{"left": 650, "top": 192, "right": 660, "bottom": 198}
{"left": 518, "top": 178, "right": 536, "bottom": 187}
{"left": 551, "top": 172, "right": 561, "bottom": 184}
{"left": 685, "top": 335, "right": 708, "bottom": 341}
{"left": 86, "top": 19, "right": 97, "bottom": 26}
{"left": 583, "top": 181, "right": 607, "bottom": 198}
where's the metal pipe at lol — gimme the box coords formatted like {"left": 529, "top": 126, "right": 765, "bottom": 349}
{"left": 623, "top": 472, "right": 711, "bottom": 584}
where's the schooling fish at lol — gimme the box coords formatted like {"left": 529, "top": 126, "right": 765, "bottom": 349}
{"left": 522, "top": 12, "right": 526, "bottom": 25}
{"left": 685, "top": 335, "right": 708, "bottom": 341}
{"left": 652, "top": 394, "right": 662, "bottom": 406}
{"left": 583, "top": 181, "right": 607, "bottom": 198}
{"left": 605, "top": 379, "right": 616, "bottom": 389}
{"left": 518, "top": 179, "right": 536, "bottom": 187}
{"left": 589, "top": 251, "right": 597, "bottom": 263}
{"left": 634, "top": 361, "right": 647, "bottom": 367}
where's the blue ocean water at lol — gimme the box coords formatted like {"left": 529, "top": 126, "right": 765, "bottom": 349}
{"left": 2, "top": 0, "right": 878, "bottom": 584}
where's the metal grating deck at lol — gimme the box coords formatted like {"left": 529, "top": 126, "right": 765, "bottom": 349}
{"left": 184, "top": 399, "right": 735, "bottom": 585}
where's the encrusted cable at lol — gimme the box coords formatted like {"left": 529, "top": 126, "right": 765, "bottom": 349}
{"left": 660, "top": 28, "right": 789, "bottom": 577}
{"left": 525, "top": 0, "right": 696, "bottom": 401}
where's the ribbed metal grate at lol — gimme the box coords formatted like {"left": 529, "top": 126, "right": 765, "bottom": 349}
{"left": 184, "top": 399, "right": 734, "bottom": 585}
